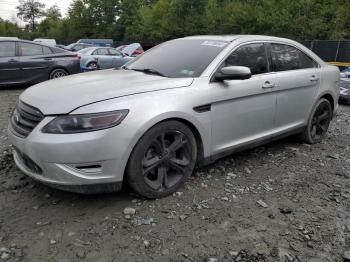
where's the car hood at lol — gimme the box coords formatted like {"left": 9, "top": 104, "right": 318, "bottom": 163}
{"left": 20, "top": 69, "right": 194, "bottom": 115}
{"left": 122, "top": 43, "right": 141, "bottom": 56}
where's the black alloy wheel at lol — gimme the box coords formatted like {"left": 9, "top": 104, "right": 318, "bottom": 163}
{"left": 49, "top": 69, "right": 68, "bottom": 79}
{"left": 127, "top": 121, "right": 197, "bottom": 199}
{"left": 301, "top": 98, "right": 332, "bottom": 144}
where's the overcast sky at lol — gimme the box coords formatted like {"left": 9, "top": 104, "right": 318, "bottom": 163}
{"left": 0, "top": 0, "right": 73, "bottom": 23}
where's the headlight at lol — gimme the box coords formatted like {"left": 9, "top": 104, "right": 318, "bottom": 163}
{"left": 42, "top": 110, "right": 129, "bottom": 134}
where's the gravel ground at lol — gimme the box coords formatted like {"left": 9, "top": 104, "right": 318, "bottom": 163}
{"left": 0, "top": 87, "right": 350, "bottom": 262}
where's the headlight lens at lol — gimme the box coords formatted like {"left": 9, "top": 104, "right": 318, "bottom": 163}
{"left": 42, "top": 110, "right": 129, "bottom": 134}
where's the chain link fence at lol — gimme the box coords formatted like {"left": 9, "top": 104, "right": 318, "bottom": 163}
{"left": 301, "top": 40, "right": 350, "bottom": 67}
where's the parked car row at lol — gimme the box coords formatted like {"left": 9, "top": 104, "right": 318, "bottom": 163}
{"left": 0, "top": 37, "right": 147, "bottom": 86}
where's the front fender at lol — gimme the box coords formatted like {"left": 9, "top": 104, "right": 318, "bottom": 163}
{"left": 71, "top": 88, "right": 212, "bottom": 179}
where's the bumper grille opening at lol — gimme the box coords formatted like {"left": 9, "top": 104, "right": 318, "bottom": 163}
{"left": 75, "top": 164, "right": 103, "bottom": 174}
{"left": 14, "top": 148, "right": 42, "bottom": 175}
{"left": 10, "top": 101, "right": 44, "bottom": 138}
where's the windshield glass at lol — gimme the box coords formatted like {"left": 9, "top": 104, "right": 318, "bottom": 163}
{"left": 127, "top": 39, "right": 228, "bottom": 78}
{"left": 66, "top": 43, "right": 75, "bottom": 49}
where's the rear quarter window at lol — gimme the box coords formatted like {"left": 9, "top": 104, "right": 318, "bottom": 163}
{"left": 52, "top": 47, "right": 66, "bottom": 54}
{"left": 43, "top": 46, "right": 53, "bottom": 55}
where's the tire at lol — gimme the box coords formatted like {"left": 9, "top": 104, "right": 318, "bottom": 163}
{"left": 87, "top": 62, "right": 98, "bottom": 69}
{"left": 127, "top": 121, "right": 197, "bottom": 199}
{"left": 300, "top": 98, "right": 333, "bottom": 144}
{"left": 49, "top": 68, "right": 68, "bottom": 79}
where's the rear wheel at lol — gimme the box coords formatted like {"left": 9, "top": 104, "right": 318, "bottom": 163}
{"left": 49, "top": 69, "right": 68, "bottom": 79}
{"left": 127, "top": 121, "right": 197, "bottom": 199}
{"left": 301, "top": 98, "right": 333, "bottom": 144}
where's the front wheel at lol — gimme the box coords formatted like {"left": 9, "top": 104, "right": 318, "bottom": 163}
{"left": 127, "top": 121, "right": 197, "bottom": 199}
{"left": 300, "top": 98, "right": 333, "bottom": 144}
{"left": 87, "top": 61, "right": 98, "bottom": 70}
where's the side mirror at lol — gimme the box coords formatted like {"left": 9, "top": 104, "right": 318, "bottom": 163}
{"left": 215, "top": 66, "right": 252, "bottom": 81}
{"left": 340, "top": 72, "right": 346, "bottom": 79}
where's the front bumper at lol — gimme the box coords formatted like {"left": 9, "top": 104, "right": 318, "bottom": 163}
{"left": 8, "top": 117, "right": 129, "bottom": 192}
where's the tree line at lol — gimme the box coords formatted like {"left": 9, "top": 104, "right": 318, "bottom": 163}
{"left": 0, "top": 0, "right": 349, "bottom": 44}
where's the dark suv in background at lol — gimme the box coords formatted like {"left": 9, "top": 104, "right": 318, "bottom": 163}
{"left": 0, "top": 39, "right": 81, "bottom": 86}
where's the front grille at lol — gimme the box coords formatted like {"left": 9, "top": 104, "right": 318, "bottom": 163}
{"left": 10, "top": 101, "right": 44, "bottom": 138}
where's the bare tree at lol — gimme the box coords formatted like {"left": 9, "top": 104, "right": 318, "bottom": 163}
{"left": 16, "top": 0, "right": 45, "bottom": 31}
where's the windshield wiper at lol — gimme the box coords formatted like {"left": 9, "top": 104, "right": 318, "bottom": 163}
{"left": 131, "top": 68, "right": 167, "bottom": 77}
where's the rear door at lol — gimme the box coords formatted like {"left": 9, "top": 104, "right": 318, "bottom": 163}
{"left": 268, "top": 43, "right": 320, "bottom": 133}
{"left": 18, "top": 42, "right": 53, "bottom": 83}
{"left": 0, "top": 41, "right": 20, "bottom": 85}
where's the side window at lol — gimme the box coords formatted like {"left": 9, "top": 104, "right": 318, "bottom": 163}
{"left": 0, "top": 42, "right": 16, "bottom": 57}
{"left": 224, "top": 43, "right": 269, "bottom": 75}
{"left": 270, "top": 44, "right": 318, "bottom": 72}
{"left": 43, "top": 46, "right": 52, "bottom": 55}
{"left": 97, "top": 48, "right": 109, "bottom": 55}
{"left": 21, "top": 43, "right": 43, "bottom": 56}
{"left": 108, "top": 49, "right": 122, "bottom": 56}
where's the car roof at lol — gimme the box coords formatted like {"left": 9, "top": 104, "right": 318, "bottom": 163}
{"left": 183, "top": 35, "right": 295, "bottom": 43}
{"left": 0, "top": 39, "right": 53, "bottom": 46}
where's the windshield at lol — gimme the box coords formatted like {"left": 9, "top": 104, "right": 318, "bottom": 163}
{"left": 126, "top": 39, "right": 228, "bottom": 78}
{"left": 66, "top": 43, "right": 75, "bottom": 49}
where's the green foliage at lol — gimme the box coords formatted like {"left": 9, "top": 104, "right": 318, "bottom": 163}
{"left": 16, "top": 0, "right": 45, "bottom": 31}
{"left": 0, "top": 0, "right": 348, "bottom": 43}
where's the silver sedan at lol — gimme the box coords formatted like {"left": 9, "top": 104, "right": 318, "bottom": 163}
{"left": 78, "top": 47, "right": 133, "bottom": 70}
{"left": 8, "top": 35, "right": 340, "bottom": 198}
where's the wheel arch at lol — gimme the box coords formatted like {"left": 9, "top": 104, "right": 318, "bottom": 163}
{"left": 158, "top": 117, "right": 205, "bottom": 166}
{"left": 122, "top": 113, "right": 209, "bottom": 181}
{"left": 320, "top": 93, "right": 335, "bottom": 111}
{"left": 85, "top": 59, "right": 97, "bottom": 67}
{"left": 49, "top": 67, "right": 69, "bottom": 79}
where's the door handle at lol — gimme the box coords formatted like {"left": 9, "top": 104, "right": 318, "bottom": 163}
{"left": 310, "top": 75, "right": 319, "bottom": 82}
{"left": 44, "top": 58, "right": 52, "bottom": 61}
{"left": 262, "top": 81, "right": 275, "bottom": 89}
{"left": 8, "top": 59, "right": 18, "bottom": 63}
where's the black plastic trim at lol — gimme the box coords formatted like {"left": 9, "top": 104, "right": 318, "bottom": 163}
{"left": 193, "top": 104, "right": 211, "bottom": 113}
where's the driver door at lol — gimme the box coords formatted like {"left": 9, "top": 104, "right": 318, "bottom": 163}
{"left": 210, "top": 43, "right": 277, "bottom": 155}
